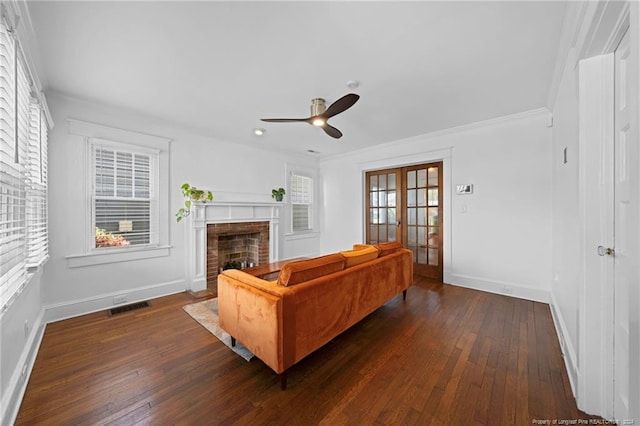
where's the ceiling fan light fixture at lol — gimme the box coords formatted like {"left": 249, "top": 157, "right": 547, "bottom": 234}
{"left": 312, "top": 118, "right": 325, "bottom": 127}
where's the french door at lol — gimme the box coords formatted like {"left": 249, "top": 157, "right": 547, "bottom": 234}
{"left": 365, "top": 162, "right": 443, "bottom": 280}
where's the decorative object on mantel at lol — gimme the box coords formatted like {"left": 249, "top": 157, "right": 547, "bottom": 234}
{"left": 176, "top": 183, "right": 213, "bottom": 222}
{"left": 271, "top": 187, "right": 286, "bottom": 202}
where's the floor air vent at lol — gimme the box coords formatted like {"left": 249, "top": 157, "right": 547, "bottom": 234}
{"left": 109, "top": 301, "right": 150, "bottom": 316}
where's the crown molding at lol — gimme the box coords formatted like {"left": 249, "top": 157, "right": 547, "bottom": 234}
{"left": 320, "top": 108, "right": 550, "bottom": 164}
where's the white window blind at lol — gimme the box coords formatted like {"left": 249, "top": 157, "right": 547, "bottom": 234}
{"left": 26, "top": 104, "right": 48, "bottom": 268}
{"left": 0, "top": 18, "right": 50, "bottom": 312}
{"left": 290, "top": 173, "right": 313, "bottom": 232}
{"left": 92, "top": 142, "right": 159, "bottom": 248}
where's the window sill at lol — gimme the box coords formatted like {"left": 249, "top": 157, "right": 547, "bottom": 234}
{"left": 66, "top": 245, "right": 171, "bottom": 268}
{"left": 284, "top": 231, "right": 320, "bottom": 241}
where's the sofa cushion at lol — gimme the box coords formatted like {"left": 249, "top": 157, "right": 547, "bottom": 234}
{"left": 340, "top": 245, "right": 379, "bottom": 268}
{"left": 375, "top": 241, "right": 404, "bottom": 257}
{"left": 277, "top": 254, "right": 345, "bottom": 287}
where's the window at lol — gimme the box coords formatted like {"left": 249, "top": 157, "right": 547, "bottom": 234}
{"left": 290, "top": 173, "right": 313, "bottom": 232}
{"left": 91, "top": 141, "right": 159, "bottom": 249}
{"left": 65, "top": 119, "right": 171, "bottom": 267}
{"left": 0, "top": 18, "right": 50, "bottom": 312}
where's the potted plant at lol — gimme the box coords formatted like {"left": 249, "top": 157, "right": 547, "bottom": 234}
{"left": 176, "top": 183, "right": 213, "bottom": 222}
{"left": 271, "top": 187, "right": 286, "bottom": 202}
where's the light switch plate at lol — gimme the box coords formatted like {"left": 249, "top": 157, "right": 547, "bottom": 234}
{"left": 456, "top": 184, "right": 473, "bottom": 195}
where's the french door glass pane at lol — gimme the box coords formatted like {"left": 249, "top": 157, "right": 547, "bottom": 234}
{"left": 408, "top": 208, "right": 416, "bottom": 225}
{"left": 407, "top": 189, "right": 416, "bottom": 207}
{"left": 407, "top": 170, "right": 416, "bottom": 188}
{"left": 378, "top": 208, "right": 387, "bottom": 224}
{"left": 428, "top": 248, "right": 438, "bottom": 265}
{"left": 417, "top": 207, "right": 426, "bottom": 226}
{"left": 428, "top": 207, "right": 438, "bottom": 226}
{"left": 370, "top": 192, "right": 378, "bottom": 207}
{"left": 417, "top": 169, "right": 427, "bottom": 187}
{"left": 379, "top": 174, "right": 387, "bottom": 190}
{"left": 428, "top": 167, "right": 438, "bottom": 186}
{"left": 387, "top": 173, "right": 396, "bottom": 189}
{"left": 379, "top": 226, "right": 387, "bottom": 241}
{"left": 387, "top": 191, "right": 396, "bottom": 207}
{"left": 379, "top": 191, "right": 386, "bottom": 207}
{"left": 388, "top": 208, "right": 396, "bottom": 224}
{"left": 428, "top": 189, "right": 438, "bottom": 206}
{"left": 370, "top": 224, "right": 378, "bottom": 243}
{"left": 388, "top": 225, "right": 396, "bottom": 241}
{"left": 370, "top": 175, "right": 378, "bottom": 190}
{"left": 417, "top": 188, "right": 426, "bottom": 206}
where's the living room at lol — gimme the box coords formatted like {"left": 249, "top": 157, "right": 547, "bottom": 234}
{"left": 1, "top": 1, "right": 639, "bottom": 424}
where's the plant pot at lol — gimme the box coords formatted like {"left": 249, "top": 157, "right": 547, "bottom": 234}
{"left": 275, "top": 195, "right": 283, "bottom": 202}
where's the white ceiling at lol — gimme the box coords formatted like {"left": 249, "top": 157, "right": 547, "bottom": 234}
{"left": 27, "top": 1, "right": 567, "bottom": 158}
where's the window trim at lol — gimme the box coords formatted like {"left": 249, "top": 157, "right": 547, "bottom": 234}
{"left": 285, "top": 165, "right": 318, "bottom": 235}
{"left": 65, "top": 119, "right": 172, "bottom": 268}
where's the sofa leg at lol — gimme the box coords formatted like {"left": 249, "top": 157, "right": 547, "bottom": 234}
{"left": 403, "top": 289, "right": 407, "bottom": 300}
{"left": 280, "top": 373, "right": 287, "bottom": 390}
{"left": 231, "top": 337, "right": 236, "bottom": 347}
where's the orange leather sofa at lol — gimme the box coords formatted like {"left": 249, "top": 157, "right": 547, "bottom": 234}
{"left": 217, "top": 242, "right": 413, "bottom": 389}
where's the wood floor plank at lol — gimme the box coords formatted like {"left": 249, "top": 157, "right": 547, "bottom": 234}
{"left": 15, "top": 276, "right": 597, "bottom": 425}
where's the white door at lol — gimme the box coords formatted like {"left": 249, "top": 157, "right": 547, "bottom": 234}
{"left": 613, "top": 28, "right": 633, "bottom": 420}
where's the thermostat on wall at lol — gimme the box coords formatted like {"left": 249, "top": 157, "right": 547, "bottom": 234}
{"left": 456, "top": 184, "right": 473, "bottom": 195}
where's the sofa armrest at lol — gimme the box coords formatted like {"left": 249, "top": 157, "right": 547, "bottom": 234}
{"left": 217, "top": 270, "right": 285, "bottom": 373}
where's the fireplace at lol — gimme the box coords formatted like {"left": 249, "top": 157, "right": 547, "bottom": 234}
{"left": 186, "top": 201, "right": 281, "bottom": 293}
{"left": 206, "top": 221, "right": 269, "bottom": 288}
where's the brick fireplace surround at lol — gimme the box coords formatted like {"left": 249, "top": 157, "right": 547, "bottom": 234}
{"left": 207, "top": 221, "right": 269, "bottom": 288}
{"left": 187, "top": 202, "right": 281, "bottom": 293}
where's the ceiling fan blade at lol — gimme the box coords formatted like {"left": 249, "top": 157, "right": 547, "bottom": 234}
{"left": 322, "top": 123, "right": 343, "bottom": 139}
{"left": 322, "top": 93, "right": 360, "bottom": 119}
{"left": 260, "top": 118, "right": 309, "bottom": 123}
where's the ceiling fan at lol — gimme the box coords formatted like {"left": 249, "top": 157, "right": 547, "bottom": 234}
{"left": 260, "top": 93, "right": 360, "bottom": 139}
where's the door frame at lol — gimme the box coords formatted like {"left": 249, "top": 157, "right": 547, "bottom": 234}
{"left": 357, "top": 148, "right": 452, "bottom": 283}
{"left": 576, "top": 1, "right": 636, "bottom": 418}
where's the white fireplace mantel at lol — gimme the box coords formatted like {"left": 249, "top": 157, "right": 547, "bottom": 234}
{"left": 187, "top": 201, "right": 281, "bottom": 291}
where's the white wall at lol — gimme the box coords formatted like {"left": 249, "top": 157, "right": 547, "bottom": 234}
{"left": 319, "top": 109, "right": 553, "bottom": 302}
{"left": 43, "top": 92, "right": 319, "bottom": 319}
{"left": 0, "top": 272, "right": 46, "bottom": 425}
{"left": 549, "top": 43, "right": 581, "bottom": 389}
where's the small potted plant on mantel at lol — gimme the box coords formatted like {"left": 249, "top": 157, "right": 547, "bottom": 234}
{"left": 176, "top": 183, "right": 213, "bottom": 222}
{"left": 271, "top": 187, "right": 286, "bottom": 202}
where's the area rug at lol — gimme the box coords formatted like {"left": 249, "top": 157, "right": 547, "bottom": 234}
{"left": 183, "top": 298, "right": 254, "bottom": 361}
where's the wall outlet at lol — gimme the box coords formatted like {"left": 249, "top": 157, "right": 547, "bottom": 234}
{"left": 501, "top": 285, "right": 513, "bottom": 295}
{"left": 113, "top": 295, "right": 128, "bottom": 305}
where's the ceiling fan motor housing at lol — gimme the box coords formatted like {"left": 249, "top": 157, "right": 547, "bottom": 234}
{"left": 310, "top": 98, "right": 327, "bottom": 116}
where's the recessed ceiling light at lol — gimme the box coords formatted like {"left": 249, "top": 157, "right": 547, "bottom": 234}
{"left": 253, "top": 128, "right": 266, "bottom": 136}
{"left": 347, "top": 80, "right": 360, "bottom": 89}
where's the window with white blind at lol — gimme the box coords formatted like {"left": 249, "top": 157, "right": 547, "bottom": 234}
{"left": 290, "top": 173, "right": 313, "bottom": 232}
{"left": 91, "top": 141, "right": 159, "bottom": 249}
{"left": 0, "top": 18, "right": 50, "bottom": 312}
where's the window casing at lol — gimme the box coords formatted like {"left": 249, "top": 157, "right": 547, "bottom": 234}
{"left": 290, "top": 173, "right": 313, "bottom": 232}
{"left": 91, "top": 140, "right": 159, "bottom": 250}
{"left": 0, "top": 18, "right": 50, "bottom": 312}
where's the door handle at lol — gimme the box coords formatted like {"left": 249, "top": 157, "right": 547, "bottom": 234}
{"left": 597, "top": 245, "right": 615, "bottom": 256}
{"left": 396, "top": 221, "right": 401, "bottom": 227}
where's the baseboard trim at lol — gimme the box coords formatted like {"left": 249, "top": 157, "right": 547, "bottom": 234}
{"left": 447, "top": 273, "right": 550, "bottom": 303}
{"left": 43, "top": 279, "right": 187, "bottom": 324}
{"left": 2, "top": 307, "right": 46, "bottom": 426}
{"left": 549, "top": 291, "right": 579, "bottom": 399}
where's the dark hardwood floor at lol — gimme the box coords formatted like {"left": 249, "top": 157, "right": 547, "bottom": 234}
{"left": 16, "top": 276, "right": 596, "bottom": 425}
